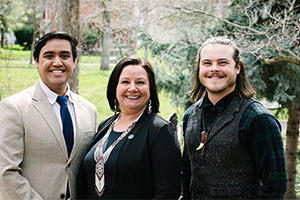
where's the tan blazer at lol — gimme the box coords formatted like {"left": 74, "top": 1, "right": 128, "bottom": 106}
{"left": 0, "top": 81, "right": 98, "bottom": 200}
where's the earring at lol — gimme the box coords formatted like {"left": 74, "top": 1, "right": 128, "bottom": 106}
{"left": 148, "top": 100, "right": 152, "bottom": 114}
{"left": 114, "top": 99, "right": 118, "bottom": 115}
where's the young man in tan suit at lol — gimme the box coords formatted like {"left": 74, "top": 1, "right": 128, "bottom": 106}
{"left": 0, "top": 31, "right": 98, "bottom": 199}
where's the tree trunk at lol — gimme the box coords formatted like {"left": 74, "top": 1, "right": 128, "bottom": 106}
{"left": 0, "top": 28, "right": 4, "bottom": 48}
{"left": 29, "top": 6, "right": 36, "bottom": 65}
{"left": 144, "top": 45, "right": 148, "bottom": 60}
{"left": 285, "top": 102, "right": 300, "bottom": 199}
{"left": 127, "top": 29, "right": 135, "bottom": 56}
{"left": 141, "top": 3, "right": 149, "bottom": 60}
{"left": 29, "top": 35, "right": 36, "bottom": 64}
{"left": 101, "top": 30, "right": 112, "bottom": 70}
{"left": 100, "top": 2, "right": 112, "bottom": 71}
{"left": 0, "top": 15, "right": 6, "bottom": 48}
{"left": 57, "top": 0, "right": 81, "bottom": 93}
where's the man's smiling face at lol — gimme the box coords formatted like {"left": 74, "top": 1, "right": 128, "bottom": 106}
{"left": 35, "top": 38, "right": 76, "bottom": 95}
{"left": 199, "top": 43, "right": 240, "bottom": 99}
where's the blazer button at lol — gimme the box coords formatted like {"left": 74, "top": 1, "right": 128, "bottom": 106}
{"left": 60, "top": 193, "right": 65, "bottom": 199}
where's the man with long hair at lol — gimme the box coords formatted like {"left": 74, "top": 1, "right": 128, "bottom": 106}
{"left": 181, "top": 36, "right": 287, "bottom": 199}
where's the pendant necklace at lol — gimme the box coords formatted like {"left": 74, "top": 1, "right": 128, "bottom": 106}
{"left": 196, "top": 108, "right": 222, "bottom": 158}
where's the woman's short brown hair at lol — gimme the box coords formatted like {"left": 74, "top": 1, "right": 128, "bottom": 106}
{"left": 107, "top": 55, "right": 159, "bottom": 114}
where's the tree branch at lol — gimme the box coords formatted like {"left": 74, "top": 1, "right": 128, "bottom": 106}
{"left": 172, "top": 6, "right": 270, "bottom": 37}
{"left": 259, "top": 55, "right": 300, "bottom": 66}
{"left": 172, "top": 5, "right": 300, "bottom": 68}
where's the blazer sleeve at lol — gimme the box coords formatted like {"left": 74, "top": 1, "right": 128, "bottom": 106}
{"left": 0, "top": 99, "right": 43, "bottom": 200}
{"left": 181, "top": 107, "right": 194, "bottom": 199}
{"left": 151, "top": 122, "right": 181, "bottom": 199}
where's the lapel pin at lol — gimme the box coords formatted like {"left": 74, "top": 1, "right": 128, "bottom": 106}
{"left": 128, "top": 134, "right": 134, "bottom": 139}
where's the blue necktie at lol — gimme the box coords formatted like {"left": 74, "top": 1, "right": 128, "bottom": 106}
{"left": 56, "top": 96, "right": 74, "bottom": 157}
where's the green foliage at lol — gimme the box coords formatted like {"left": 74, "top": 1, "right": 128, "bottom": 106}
{"left": 155, "top": 65, "right": 192, "bottom": 110}
{"left": 135, "top": 32, "right": 152, "bottom": 52}
{"left": 83, "top": 28, "right": 100, "bottom": 53}
{"left": 139, "top": 21, "right": 220, "bottom": 110}
{"left": 111, "top": 32, "right": 127, "bottom": 61}
{"left": 220, "top": 0, "right": 299, "bottom": 64}
{"left": 144, "top": 29, "right": 210, "bottom": 110}
{"left": 219, "top": 0, "right": 300, "bottom": 108}
{"left": 266, "top": 63, "right": 300, "bottom": 107}
{"left": 149, "top": 40, "right": 197, "bottom": 109}
{"left": 244, "top": 54, "right": 300, "bottom": 107}
{"left": 13, "top": 27, "right": 33, "bottom": 50}
{"left": 0, "top": 0, "right": 12, "bottom": 33}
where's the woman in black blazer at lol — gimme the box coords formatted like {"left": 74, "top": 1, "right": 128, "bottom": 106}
{"left": 76, "top": 56, "right": 181, "bottom": 199}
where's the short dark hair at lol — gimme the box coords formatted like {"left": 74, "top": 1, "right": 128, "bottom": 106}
{"left": 33, "top": 31, "right": 78, "bottom": 62}
{"left": 107, "top": 55, "right": 160, "bottom": 114}
{"left": 190, "top": 36, "right": 256, "bottom": 102}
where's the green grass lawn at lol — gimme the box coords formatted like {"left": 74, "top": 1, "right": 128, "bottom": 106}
{"left": 1, "top": 45, "right": 102, "bottom": 69}
{"left": 0, "top": 67, "right": 40, "bottom": 98}
{"left": 0, "top": 45, "right": 181, "bottom": 122}
{"left": 1, "top": 44, "right": 32, "bottom": 61}
{"left": 0, "top": 67, "right": 179, "bottom": 122}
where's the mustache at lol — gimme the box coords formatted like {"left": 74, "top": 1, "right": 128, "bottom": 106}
{"left": 206, "top": 72, "right": 225, "bottom": 78}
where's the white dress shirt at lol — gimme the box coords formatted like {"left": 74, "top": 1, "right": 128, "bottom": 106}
{"left": 38, "top": 79, "right": 77, "bottom": 142}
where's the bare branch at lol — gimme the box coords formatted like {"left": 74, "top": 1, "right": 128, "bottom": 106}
{"left": 259, "top": 55, "right": 300, "bottom": 66}
{"left": 172, "top": 3, "right": 300, "bottom": 67}
{"left": 172, "top": 6, "right": 270, "bottom": 37}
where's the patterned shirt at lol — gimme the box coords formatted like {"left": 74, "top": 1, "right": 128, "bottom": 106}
{"left": 182, "top": 91, "right": 287, "bottom": 199}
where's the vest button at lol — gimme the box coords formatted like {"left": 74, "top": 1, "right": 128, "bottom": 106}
{"left": 60, "top": 193, "right": 65, "bottom": 199}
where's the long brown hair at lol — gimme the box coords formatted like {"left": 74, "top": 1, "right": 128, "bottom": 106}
{"left": 190, "top": 36, "right": 256, "bottom": 102}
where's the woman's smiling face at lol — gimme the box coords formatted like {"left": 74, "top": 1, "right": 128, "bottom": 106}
{"left": 116, "top": 64, "right": 150, "bottom": 116}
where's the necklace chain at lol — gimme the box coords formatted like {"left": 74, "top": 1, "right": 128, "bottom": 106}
{"left": 196, "top": 108, "right": 222, "bottom": 158}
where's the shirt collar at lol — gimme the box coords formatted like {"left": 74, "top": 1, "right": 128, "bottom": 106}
{"left": 38, "top": 79, "right": 74, "bottom": 105}
{"left": 200, "top": 91, "right": 238, "bottom": 112}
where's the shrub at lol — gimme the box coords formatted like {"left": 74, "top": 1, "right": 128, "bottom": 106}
{"left": 13, "top": 27, "right": 33, "bottom": 50}
{"left": 83, "top": 28, "right": 100, "bottom": 54}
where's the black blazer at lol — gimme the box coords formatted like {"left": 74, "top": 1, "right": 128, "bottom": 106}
{"left": 76, "top": 111, "right": 181, "bottom": 199}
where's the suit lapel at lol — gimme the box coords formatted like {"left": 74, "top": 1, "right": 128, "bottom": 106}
{"left": 185, "top": 100, "right": 204, "bottom": 148}
{"left": 32, "top": 82, "right": 69, "bottom": 159}
{"left": 69, "top": 94, "right": 82, "bottom": 160}
{"left": 206, "top": 97, "right": 243, "bottom": 143}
